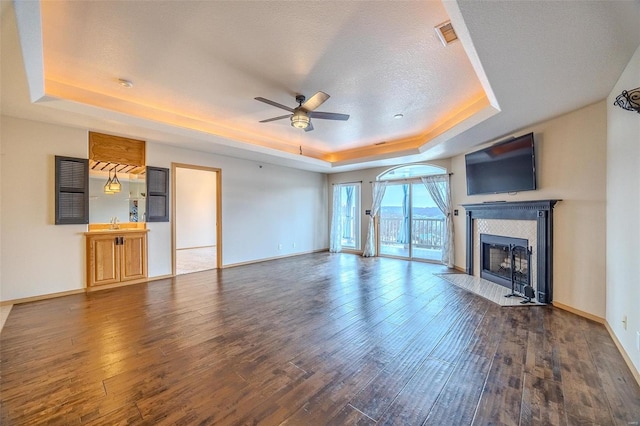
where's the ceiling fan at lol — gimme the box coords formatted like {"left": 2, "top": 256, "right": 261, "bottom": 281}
{"left": 255, "top": 91, "right": 349, "bottom": 132}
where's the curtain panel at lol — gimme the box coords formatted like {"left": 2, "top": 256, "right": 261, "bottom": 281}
{"left": 329, "top": 185, "right": 343, "bottom": 253}
{"left": 362, "top": 181, "right": 388, "bottom": 257}
{"left": 421, "top": 175, "right": 454, "bottom": 268}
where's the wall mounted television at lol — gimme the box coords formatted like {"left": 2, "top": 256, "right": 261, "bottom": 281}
{"left": 465, "top": 132, "right": 536, "bottom": 195}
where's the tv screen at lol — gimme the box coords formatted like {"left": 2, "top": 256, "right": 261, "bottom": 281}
{"left": 465, "top": 132, "right": 536, "bottom": 195}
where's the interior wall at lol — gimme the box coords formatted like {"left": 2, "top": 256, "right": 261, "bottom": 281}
{"left": 326, "top": 159, "right": 452, "bottom": 254}
{"left": 175, "top": 167, "right": 217, "bottom": 249}
{"left": 0, "top": 115, "right": 329, "bottom": 302}
{"left": 606, "top": 44, "right": 640, "bottom": 373}
{"left": 451, "top": 101, "right": 608, "bottom": 318}
{"left": 0, "top": 116, "right": 88, "bottom": 301}
{"left": 146, "top": 142, "right": 328, "bottom": 276}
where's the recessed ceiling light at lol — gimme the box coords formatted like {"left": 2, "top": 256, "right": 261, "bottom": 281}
{"left": 394, "top": 114, "right": 404, "bottom": 119}
{"left": 118, "top": 78, "right": 133, "bottom": 88}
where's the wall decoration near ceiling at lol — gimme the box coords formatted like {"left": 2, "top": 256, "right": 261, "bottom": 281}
{"left": 613, "top": 87, "right": 640, "bottom": 113}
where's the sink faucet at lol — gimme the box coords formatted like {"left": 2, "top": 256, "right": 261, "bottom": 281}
{"left": 110, "top": 217, "right": 120, "bottom": 230}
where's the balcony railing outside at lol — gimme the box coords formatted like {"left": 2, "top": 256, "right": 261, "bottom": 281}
{"left": 340, "top": 213, "right": 358, "bottom": 248}
{"left": 379, "top": 217, "right": 445, "bottom": 250}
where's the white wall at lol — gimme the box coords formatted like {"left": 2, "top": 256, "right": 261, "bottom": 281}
{"left": 451, "top": 101, "right": 608, "bottom": 318}
{"left": 606, "top": 44, "right": 640, "bottom": 373}
{"left": 0, "top": 115, "right": 329, "bottom": 301}
{"left": 176, "top": 167, "right": 217, "bottom": 249}
{"left": 146, "top": 142, "right": 328, "bottom": 275}
{"left": 0, "top": 116, "right": 88, "bottom": 301}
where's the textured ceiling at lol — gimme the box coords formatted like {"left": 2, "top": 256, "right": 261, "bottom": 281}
{"left": 2, "top": 1, "right": 640, "bottom": 173}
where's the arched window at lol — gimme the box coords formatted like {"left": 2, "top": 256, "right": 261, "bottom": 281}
{"left": 377, "top": 164, "right": 446, "bottom": 181}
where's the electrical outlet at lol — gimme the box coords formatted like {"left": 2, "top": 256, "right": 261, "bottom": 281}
{"left": 278, "top": 244, "right": 282, "bottom": 250}
{"left": 622, "top": 315, "right": 628, "bottom": 330}
{"left": 637, "top": 331, "right": 640, "bottom": 352}
{"left": 293, "top": 242, "right": 296, "bottom": 248}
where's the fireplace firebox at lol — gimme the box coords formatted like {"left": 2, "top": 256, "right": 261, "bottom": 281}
{"left": 480, "top": 234, "right": 531, "bottom": 295}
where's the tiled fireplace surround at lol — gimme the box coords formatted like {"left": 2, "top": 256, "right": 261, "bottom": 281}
{"left": 461, "top": 200, "right": 560, "bottom": 304}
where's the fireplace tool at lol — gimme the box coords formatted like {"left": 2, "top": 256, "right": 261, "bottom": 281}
{"left": 504, "top": 244, "right": 535, "bottom": 303}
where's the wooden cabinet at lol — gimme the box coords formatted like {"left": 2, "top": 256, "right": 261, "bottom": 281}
{"left": 86, "top": 230, "right": 148, "bottom": 287}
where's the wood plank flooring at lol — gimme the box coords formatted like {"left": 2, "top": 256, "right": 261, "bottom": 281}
{"left": 1, "top": 253, "right": 639, "bottom": 425}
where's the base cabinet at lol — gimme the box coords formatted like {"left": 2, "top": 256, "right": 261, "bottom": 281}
{"left": 86, "top": 231, "right": 148, "bottom": 287}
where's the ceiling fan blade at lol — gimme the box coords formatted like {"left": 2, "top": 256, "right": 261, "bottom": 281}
{"left": 301, "top": 91, "right": 329, "bottom": 111}
{"left": 259, "top": 114, "right": 291, "bottom": 123}
{"left": 304, "top": 121, "right": 314, "bottom": 132}
{"left": 308, "top": 111, "right": 350, "bottom": 121}
{"left": 255, "top": 97, "right": 294, "bottom": 112}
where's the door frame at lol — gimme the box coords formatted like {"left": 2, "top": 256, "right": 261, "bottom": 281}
{"left": 171, "top": 163, "right": 222, "bottom": 275}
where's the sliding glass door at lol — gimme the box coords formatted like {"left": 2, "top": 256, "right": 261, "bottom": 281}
{"left": 378, "top": 182, "right": 444, "bottom": 261}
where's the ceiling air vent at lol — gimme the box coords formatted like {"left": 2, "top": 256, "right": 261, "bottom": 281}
{"left": 435, "top": 21, "right": 458, "bottom": 46}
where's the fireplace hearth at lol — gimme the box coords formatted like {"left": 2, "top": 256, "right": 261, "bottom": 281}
{"left": 462, "top": 200, "right": 560, "bottom": 304}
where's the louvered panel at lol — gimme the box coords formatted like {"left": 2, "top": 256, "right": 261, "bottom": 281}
{"left": 59, "top": 160, "right": 86, "bottom": 190}
{"left": 146, "top": 166, "right": 170, "bottom": 222}
{"left": 58, "top": 193, "right": 87, "bottom": 219}
{"left": 55, "top": 156, "right": 89, "bottom": 224}
{"left": 150, "top": 196, "right": 167, "bottom": 215}
{"left": 148, "top": 169, "right": 167, "bottom": 193}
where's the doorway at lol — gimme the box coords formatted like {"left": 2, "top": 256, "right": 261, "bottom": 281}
{"left": 378, "top": 182, "right": 444, "bottom": 262}
{"left": 172, "top": 164, "right": 222, "bottom": 275}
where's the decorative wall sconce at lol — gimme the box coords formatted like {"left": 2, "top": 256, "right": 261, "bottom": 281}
{"left": 613, "top": 87, "right": 640, "bottom": 114}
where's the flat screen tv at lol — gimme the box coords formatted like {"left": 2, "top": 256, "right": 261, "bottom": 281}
{"left": 465, "top": 132, "right": 536, "bottom": 195}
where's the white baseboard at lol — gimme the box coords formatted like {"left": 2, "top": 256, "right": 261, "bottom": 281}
{"left": 222, "top": 248, "right": 329, "bottom": 269}
{"left": 553, "top": 301, "right": 639, "bottom": 387}
{"left": 604, "top": 321, "right": 640, "bottom": 387}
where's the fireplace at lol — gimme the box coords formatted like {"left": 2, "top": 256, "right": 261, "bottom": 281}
{"left": 462, "top": 200, "right": 560, "bottom": 304}
{"left": 480, "top": 234, "right": 531, "bottom": 293}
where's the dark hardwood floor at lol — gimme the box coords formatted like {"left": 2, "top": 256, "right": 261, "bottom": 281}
{"left": 1, "top": 253, "right": 639, "bottom": 425}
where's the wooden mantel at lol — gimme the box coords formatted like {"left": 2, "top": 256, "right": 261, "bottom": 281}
{"left": 461, "top": 199, "right": 561, "bottom": 304}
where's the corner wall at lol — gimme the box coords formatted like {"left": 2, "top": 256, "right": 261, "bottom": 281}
{"left": 606, "top": 44, "right": 640, "bottom": 373}
{"left": 451, "top": 101, "right": 608, "bottom": 318}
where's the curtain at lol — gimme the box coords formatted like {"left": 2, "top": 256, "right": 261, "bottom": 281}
{"left": 362, "top": 181, "right": 388, "bottom": 257}
{"left": 329, "top": 185, "right": 342, "bottom": 253}
{"left": 421, "top": 175, "right": 454, "bottom": 268}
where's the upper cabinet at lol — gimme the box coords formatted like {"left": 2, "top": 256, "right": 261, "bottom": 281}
{"left": 88, "top": 132, "right": 147, "bottom": 224}
{"left": 89, "top": 132, "right": 145, "bottom": 172}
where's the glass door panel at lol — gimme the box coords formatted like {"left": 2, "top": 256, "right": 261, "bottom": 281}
{"left": 340, "top": 184, "right": 360, "bottom": 249}
{"left": 379, "top": 184, "right": 409, "bottom": 257}
{"left": 411, "top": 183, "right": 444, "bottom": 261}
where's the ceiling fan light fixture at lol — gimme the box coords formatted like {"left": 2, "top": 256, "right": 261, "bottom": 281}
{"left": 291, "top": 111, "right": 310, "bottom": 129}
